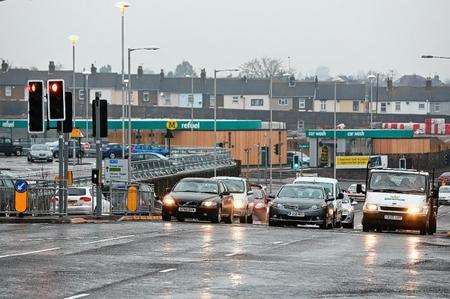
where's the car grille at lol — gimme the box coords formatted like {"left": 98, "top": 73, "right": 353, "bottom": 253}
{"left": 179, "top": 201, "right": 201, "bottom": 207}
{"left": 380, "top": 206, "right": 408, "bottom": 212}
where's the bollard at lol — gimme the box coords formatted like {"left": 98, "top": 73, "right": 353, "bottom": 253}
{"left": 14, "top": 191, "right": 27, "bottom": 213}
{"left": 127, "top": 185, "right": 138, "bottom": 213}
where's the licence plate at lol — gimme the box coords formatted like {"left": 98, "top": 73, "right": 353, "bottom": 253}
{"left": 179, "top": 207, "right": 196, "bottom": 213}
{"left": 288, "top": 211, "right": 305, "bottom": 217}
{"left": 68, "top": 201, "right": 77, "bottom": 207}
{"left": 384, "top": 215, "right": 402, "bottom": 221}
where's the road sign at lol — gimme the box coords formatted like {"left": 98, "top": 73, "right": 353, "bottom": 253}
{"left": 70, "top": 128, "right": 84, "bottom": 139}
{"left": 105, "top": 159, "right": 128, "bottom": 183}
{"left": 166, "top": 119, "right": 178, "bottom": 131}
{"left": 14, "top": 179, "right": 28, "bottom": 193}
{"left": 299, "top": 144, "right": 310, "bottom": 149}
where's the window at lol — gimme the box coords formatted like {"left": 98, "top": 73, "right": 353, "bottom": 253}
{"left": 143, "top": 91, "right": 150, "bottom": 102}
{"left": 434, "top": 103, "right": 440, "bottom": 112}
{"left": 320, "top": 100, "right": 326, "bottom": 111}
{"left": 395, "top": 102, "right": 401, "bottom": 112}
{"left": 5, "top": 86, "right": 11, "bottom": 97}
{"left": 418, "top": 103, "right": 425, "bottom": 110}
{"left": 250, "top": 98, "right": 264, "bottom": 106}
{"left": 160, "top": 93, "right": 171, "bottom": 105}
{"left": 232, "top": 96, "right": 239, "bottom": 103}
{"left": 278, "top": 98, "right": 288, "bottom": 106}
{"left": 299, "top": 99, "right": 306, "bottom": 110}
{"left": 353, "top": 101, "right": 359, "bottom": 112}
{"left": 380, "top": 102, "right": 387, "bottom": 112}
{"left": 78, "top": 90, "right": 85, "bottom": 101}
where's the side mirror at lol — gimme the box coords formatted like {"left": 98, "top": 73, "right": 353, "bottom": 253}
{"left": 247, "top": 190, "right": 254, "bottom": 195}
{"left": 337, "top": 192, "right": 344, "bottom": 200}
{"left": 221, "top": 191, "right": 230, "bottom": 196}
{"left": 356, "top": 184, "right": 366, "bottom": 194}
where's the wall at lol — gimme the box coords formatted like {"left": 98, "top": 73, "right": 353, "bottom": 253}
{"left": 373, "top": 138, "right": 447, "bottom": 154}
{"left": 0, "top": 85, "right": 25, "bottom": 101}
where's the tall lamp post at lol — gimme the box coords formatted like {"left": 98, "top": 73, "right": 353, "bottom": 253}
{"left": 116, "top": 1, "right": 130, "bottom": 159}
{"left": 367, "top": 74, "right": 376, "bottom": 128}
{"left": 127, "top": 47, "right": 159, "bottom": 182}
{"left": 69, "top": 35, "right": 79, "bottom": 166}
{"left": 332, "top": 77, "right": 345, "bottom": 180}
{"left": 213, "top": 68, "right": 239, "bottom": 177}
{"left": 82, "top": 68, "right": 90, "bottom": 139}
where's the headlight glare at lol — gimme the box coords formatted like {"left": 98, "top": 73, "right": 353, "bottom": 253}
{"left": 364, "top": 203, "right": 378, "bottom": 212}
{"left": 407, "top": 206, "right": 421, "bottom": 215}
{"left": 202, "top": 201, "right": 217, "bottom": 208}
{"left": 163, "top": 196, "right": 175, "bottom": 206}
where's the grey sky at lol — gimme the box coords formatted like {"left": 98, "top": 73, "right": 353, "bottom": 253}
{"left": 1, "top": 0, "right": 450, "bottom": 79}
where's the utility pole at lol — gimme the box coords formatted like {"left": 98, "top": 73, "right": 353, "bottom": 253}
{"left": 94, "top": 98, "right": 103, "bottom": 216}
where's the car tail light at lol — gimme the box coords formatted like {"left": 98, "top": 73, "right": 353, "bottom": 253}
{"left": 80, "top": 196, "right": 92, "bottom": 202}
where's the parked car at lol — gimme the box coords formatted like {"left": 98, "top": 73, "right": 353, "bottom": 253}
{"left": 0, "top": 137, "right": 23, "bottom": 156}
{"left": 162, "top": 177, "right": 234, "bottom": 223}
{"left": 102, "top": 143, "right": 128, "bottom": 159}
{"left": 45, "top": 141, "right": 59, "bottom": 152}
{"left": 439, "top": 185, "right": 450, "bottom": 205}
{"left": 268, "top": 183, "right": 335, "bottom": 228}
{"left": 293, "top": 176, "right": 344, "bottom": 227}
{"left": 131, "top": 152, "right": 169, "bottom": 162}
{"left": 54, "top": 186, "right": 110, "bottom": 215}
{"left": 27, "top": 144, "right": 53, "bottom": 163}
{"left": 52, "top": 140, "right": 84, "bottom": 158}
{"left": 340, "top": 197, "right": 358, "bottom": 228}
{"left": 346, "top": 183, "right": 366, "bottom": 202}
{"left": 213, "top": 176, "right": 254, "bottom": 223}
{"left": 250, "top": 184, "right": 269, "bottom": 223}
{"left": 0, "top": 173, "right": 15, "bottom": 215}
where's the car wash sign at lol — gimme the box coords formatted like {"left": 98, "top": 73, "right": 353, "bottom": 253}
{"left": 307, "top": 129, "right": 414, "bottom": 139}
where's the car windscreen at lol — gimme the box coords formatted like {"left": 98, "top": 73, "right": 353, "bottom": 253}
{"left": 278, "top": 185, "right": 325, "bottom": 201}
{"left": 68, "top": 188, "right": 87, "bottom": 196}
{"left": 31, "top": 144, "right": 48, "bottom": 151}
{"left": 369, "top": 172, "right": 426, "bottom": 193}
{"left": 220, "top": 179, "right": 245, "bottom": 193}
{"left": 296, "top": 181, "right": 334, "bottom": 196}
{"left": 251, "top": 188, "right": 264, "bottom": 199}
{"left": 173, "top": 180, "right": 218, "bottom": 194}
{"left": 440, "top": 186, "right": 450, "bottom": 193}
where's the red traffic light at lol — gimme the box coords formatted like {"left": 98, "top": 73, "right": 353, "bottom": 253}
{"left": 30, "top": 84, "right": 36, "bottom": 92}
{"left": 51, "top": 83, "right": 59, "bottom": 93}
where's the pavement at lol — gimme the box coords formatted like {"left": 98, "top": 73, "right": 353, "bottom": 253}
{"left": 0, "top": 204, "right": 450, "bottom": 298}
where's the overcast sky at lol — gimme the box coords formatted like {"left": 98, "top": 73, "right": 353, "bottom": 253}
{"left": 1, "top": 0, "right": 450, "bottom": 80}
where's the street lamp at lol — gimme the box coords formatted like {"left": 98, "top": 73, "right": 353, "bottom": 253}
{"left": 116, "top": 1, "right": 130, "bottom": 159}
{"left": 127, "top": 47, "right": 159, "bottom": 182}
{"left": 332, "top": 76, "right": 345, "bottom": 180}
{"left": 213, "top": 68, "right": 239, "bottom": 177}
{"left": 68, "top": 35, "right": 79, "bottom": 166}
{"left": 367, "top": 74, "right": 376, "bottom": 128}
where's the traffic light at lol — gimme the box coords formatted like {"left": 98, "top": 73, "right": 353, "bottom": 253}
{"left": 57, "top": 92, "right": 73, "bottom": 133}
{"left": 47, "top": 79, "right": 65, "bottom": 121}
{"left": 444, "top": 152, "right": 450, "bottom": 166}
{"left": 27, "top": 80, "right": 44, "bottom": 133}
{"left": 274, "top": 143, "right": 280, "bottom": 155}
{"left": 293, "top": 155, "right": 300, "bottom": 171}
{"left": 92, "top": 97, "right": 108, "bottom": 138}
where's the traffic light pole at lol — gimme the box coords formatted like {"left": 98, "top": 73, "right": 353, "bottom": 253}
{"left": 95, "top": 100, "right": 102, "bottom": 217}
{"left": 58, "top": 133, "right": 64, "bottom": 215}
{"left": 63, "top": 132, "right": 69, "bottom": 214}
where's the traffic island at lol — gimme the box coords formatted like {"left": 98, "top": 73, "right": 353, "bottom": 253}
{"left": 0, "top": 216, "right": 72, "bottom": 224}
{"left": 118, "top": 215, "right": 162, "bottom": 222}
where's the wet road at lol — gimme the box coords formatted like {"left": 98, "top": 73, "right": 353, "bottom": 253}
{"left": 1, "top": 206, "right": 450, "bottom": 298}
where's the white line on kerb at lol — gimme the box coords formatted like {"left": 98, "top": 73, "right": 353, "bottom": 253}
{"left": 64, "top": 293, "right": 90, "bottom": 299}
{"left": 82, "top": 235, "right": 135, "bottom": 245}
{"left": 0, "top": 247, "right": 60, "bottom": 259}
{"left": 159, "top": 268, "right": 177, "bottom": 273}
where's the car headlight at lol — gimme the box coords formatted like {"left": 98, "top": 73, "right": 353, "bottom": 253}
{"left": 234, "top": 200, "right": 244, "bottom": 209}
{"left": 408, "top": 206, "right": 427, "bottom": 215}
{"left": 364, "top": 203, "right": 378, "bottom": 212}
{"left": 163, "top": 195, "right": 175, "bottom": 206}
{"left": 328, "top": 208, "right": 334, "bottom": 215}
{"left": 271, "top": 202, "right": 284, "bottom": 209}
{"left": 255, "top": 202, "right": 265, "bottom": 209}
{"left": 201, "top": 201, "right": 217, "bottom": 208}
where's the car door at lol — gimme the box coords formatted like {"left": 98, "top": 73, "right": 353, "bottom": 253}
{"left": 0, "top": 138, "right": 6, "bottom": 154}
{"left": 4, "top": 138, "right": 13, "bottom": 154}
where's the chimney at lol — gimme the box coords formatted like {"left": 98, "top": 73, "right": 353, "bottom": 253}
{"left": 1, "top": 60, "right": 8, "bottom": 73}
{"left": 425, "top": 77, "right": 432, "bottom": 89}
{"left": 200, "top": 68, "right": 206, "bottom": 80}
{"left": 137, "top": 65, "right": 143, "bottom": 77}
{"left": 90, "top": 64, "right": 97, "bottom": 75}
{"left": 387, "top": 77, "right": 393, "bottom": 91}
{"left": 160, "top": 69, "right": 165, "bottom": 79}
{"left": 48, "top": 61, "right": 55, "bottom": 73}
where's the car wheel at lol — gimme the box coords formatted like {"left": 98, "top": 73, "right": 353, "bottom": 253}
{"left": 319, "top": 221, "right": 327, "bottom": 229}
{"left": 428, "top": 214, "right": 436, "bottom": 235}
{"left": 162, "top": 210, "right": 171, "bottom": 221}
{"left": 420, "top": 218, "right": 429, "bottom": 235}
{"left": 176, "top": 217, "right": 185, "bottom": 222}
{"left": 212, "top": 207, "right": 222, "bottom": 223}
{"left": 239, "top": 215, "right": 247, "bottom": 224}
{"left": 5, "top": 153, "right": 11, "bottom": 157}
{"left": 268, "top": 219, "right": 279, "bottom": 227}
{"left": 362, "top": 224, "right": 370, "bottom": 232}
{"left": 246, "top": 214, "right": 253, "bottom": 224}
{"left": 15, "top": 150, "right": 22, "bottom": 156}
{"left": 109, "top": 153, "right": 116, "bottom": 159}
{"left": 343, "top": 217, "right": 354, "bottom": 229}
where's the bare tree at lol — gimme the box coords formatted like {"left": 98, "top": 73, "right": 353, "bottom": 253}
{"left": 240, "top": 57, "right": 288, "bottom": 78}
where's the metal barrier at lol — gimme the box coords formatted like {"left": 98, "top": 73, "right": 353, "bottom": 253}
{"left": 106, "top": 182, "right": 156, "bottom": 215}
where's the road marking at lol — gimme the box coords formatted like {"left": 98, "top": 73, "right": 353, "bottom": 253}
{"left": 82, "top": 235, "right": 135, "bottom": 245}
{"left": 226, "top": 251, "right": 241, "bottom": 257}
{"left": 64, "top": 293, "right": 89, "bottom": 299}
{"left": 0, "top": 247, "right": 60, "bottom": 259}
{"left": 272, "top": 241, "right": 283, "bottom": 245}
{"left": 159, "top": 268, "right": 176, "bottom": 273}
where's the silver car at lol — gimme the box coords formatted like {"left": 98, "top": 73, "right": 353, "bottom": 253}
{"left": 27, "top": 144, "right": 53, "bottom": 163}
{"left": 340, "top": 197, "right": 358, "bottom": 229}
{"left": 439, "top": 185, "right": 450, "bottom": 205}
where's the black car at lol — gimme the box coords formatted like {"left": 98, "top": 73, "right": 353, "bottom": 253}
{"left": 0, "top": 137, "right": 22, "bottom": 156}
{"left": 162, "top": 178, "right": 234, "bottom": 223}
{"left": 268, "top": 183, "right": 335, "bottom": 229}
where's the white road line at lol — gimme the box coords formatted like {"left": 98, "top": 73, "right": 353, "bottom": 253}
{"left": 0, "top": 247, "right": 60, "bottom": 259}
{"left": 225, "top": 251, "right": 241, "bottom": 257}
{"left": 82, "top": 235, "right": 135, "bottom": 245}
{"left": 272, "top": 241, "right": 283, "bottom": 245}
{"left": 159, "top": 268, "right": 176, "bottom": 273}
{"left": 64, "top": 293, "right": 90, "bottom": 299}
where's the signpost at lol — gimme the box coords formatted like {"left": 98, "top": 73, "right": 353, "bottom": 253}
{"left": 105, "top": 159, "right": 129, "bottom": 183}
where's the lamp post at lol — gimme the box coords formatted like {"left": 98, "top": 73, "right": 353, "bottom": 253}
{"left": 213, "top": 68, "right": 239, "bottom": 177}
{"left": 82, "top": 68, "right": 90, "bottom": 139}
{"left": 367, "top": 74, "right": 376, "bottom": 128}
{"left": 69, "top": 35, "right": 79, "bottom": 166}
{"left": 127, "top": 47, "right": 159, "bottom": 182}
{"left": 332, "top": 77, "right": 345, "bottom": 180}
{"left": 116, "top": 1, "right": 130, "bottom": 159}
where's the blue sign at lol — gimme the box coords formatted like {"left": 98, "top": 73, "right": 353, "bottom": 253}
{"left": 14, "top": 179, "right": 28, "bottom": 193}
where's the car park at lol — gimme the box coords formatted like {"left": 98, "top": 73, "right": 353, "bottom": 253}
{"left": 27, "top": 144, "right": 53, "bottom": 163}
{"left": 268, "top": 183, "right": 335, "bottom": 228}
{"left": 0, "top": 137, "right": 23, "bottom": 156}
{"left": 439, "top": 185, "right": 450, "bottom": 205}
{"left": 213, "top": 176, "right": 254, "bottom": 223}
{"left": 162, "top": 177, "right": 234, "bottom": 223}
{"left": 293, "top": 176, "right": 344, "bottom": 227}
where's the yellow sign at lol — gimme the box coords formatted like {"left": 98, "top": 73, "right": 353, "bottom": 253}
{"left": 336, "top": 155, "right": 370, "bottom": 169}
{"left": 127, "top": 185, "right": 138, "bottom": 213}
{"left": 14, "top": 191, "right": 27, "bottom": 213}
{"left": 70, "top": 128, "right": 84, "bottom": 139}
{"left": 166, "top": 119, "right": 178, "bottom": 131}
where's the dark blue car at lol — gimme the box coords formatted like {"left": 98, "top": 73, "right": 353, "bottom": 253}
{"left": 102, "top": 143, "right": 128, "bottom": 159}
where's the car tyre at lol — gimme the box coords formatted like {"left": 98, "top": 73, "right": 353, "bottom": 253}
{"left": 239, "top": 215, "right": 247, "bottom": 224}
{"left": 212, "top": 207, "right": 222, "bottom": 223}
{"left": 15, "top": 150, "right": 22, "bottom": 156}
{"left": 162, "top": 211, "right": 171, "bottom": 221}
{"left": 268, "top": 219, "right": 279, "bottom": 227}
{"left": 343, "top": 219, "right": 354, "bottom": 229}
{"left": 362, "top": 224, "right": 370, "bottom": 232}
{"left": 176, "top": 217, "right": 185, "bottom": 222}
{"left": 246, "top": 214, "right": 253, "bottom": 224}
